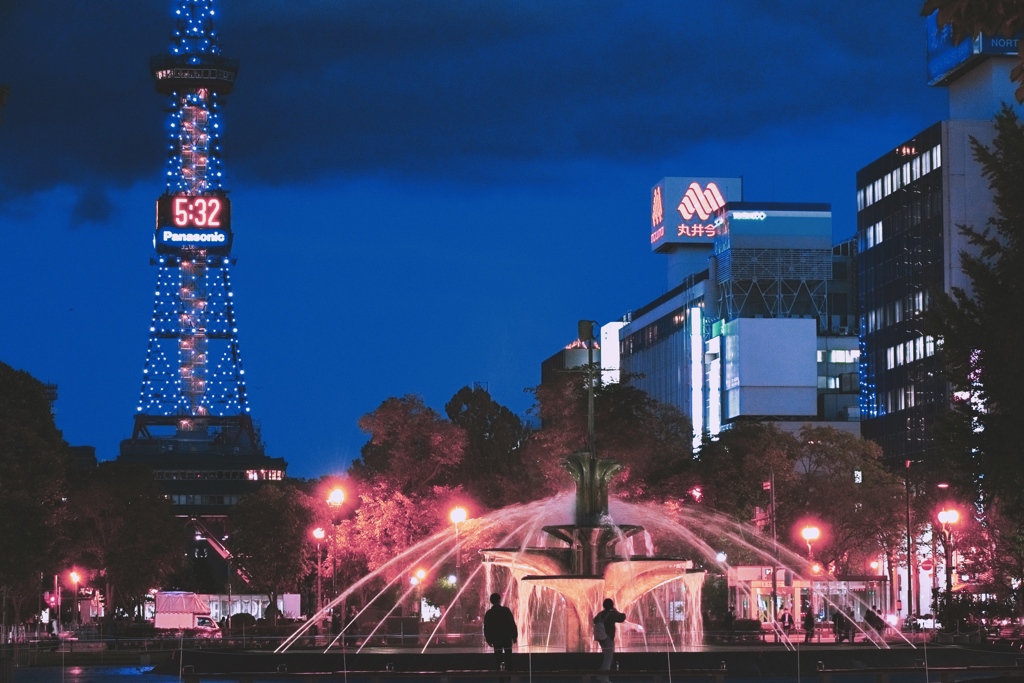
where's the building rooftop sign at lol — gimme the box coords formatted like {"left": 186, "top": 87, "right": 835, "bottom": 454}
{"left": 650, "top": 177, "right": 742, "bottom": 253}
{"left": 926, "top": 10, "right": 1022, "bottom": 86}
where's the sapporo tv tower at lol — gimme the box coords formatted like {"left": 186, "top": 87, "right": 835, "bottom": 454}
{"left": 119, "top": 0, "right": 286, "bottom": 524}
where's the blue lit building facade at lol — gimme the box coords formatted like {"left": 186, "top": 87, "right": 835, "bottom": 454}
{"left": 118, "top": 0, "right": 286, "bottom": 520}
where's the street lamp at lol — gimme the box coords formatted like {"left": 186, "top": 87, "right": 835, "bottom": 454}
{"left": 312, "top": 527, "right": 325, "bottom": 629}
{"left": 937, "top": 508, "right": 960, "bottom": 596}
{"left": 69, "top": 571, "right": 81, "bottom": 629}
{"left": 450, "top": 507, "right": 468, "bottom": 635}
{"left": 801, "top": 526, "right": 821, "bottom": 559}
{"left": 325, "top": 487, "right": 345, "bottom": 598}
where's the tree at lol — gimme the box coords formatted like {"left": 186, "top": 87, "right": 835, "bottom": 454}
{"left": 229, "top": 483, "right": 315, "bottom": 625}
{"left": 786, "top": 427, "right": 906, "bottom": 576}
{"left": 929, "top": 107, "right": 1024, "bottom": 507}
{"left": 445, "top": 386, "right": 532, "bottom": 508}
{"left": 0, "top": 362, "right": 69, "bottom": 634}
{"left": 68, "top": 462, "right": 185, "bottom": 622}
{"left": 524, "top": 369, "right": 695, "bottom": 500}
{"left": 922, "top": 1, "right": 1024, "bottom": 103}
{"left": 352, "top": 395, "right": 466, "bottom": 496}
{"left": 695, "top": 422, "right": 800, "bottom": 522}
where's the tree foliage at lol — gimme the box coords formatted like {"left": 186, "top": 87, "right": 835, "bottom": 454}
{"left": 0, "top": 362, "right": 69, "bottom": 627}
{"left": 929, "top": 107, "right": 1024, "bottom": 507}
{"left": 693, "top": 423, "right": 905, "bottom": 574}
{"left": 923, "top": 0, "right": 1024, "bottom": 102}
{"left": 523, "top": 368, "right": 695, "bottom": 499}
{"left": 67, "top": 462, "right": 185, "bottom": 621}
{"left": 229, "top": 483, "right": 315, "bottom": 624}
{"left": 445, "top": 386, "right": 531, "bottom": 508}
{"left": 352, "top": 395, "right": 466, "bottom": 497}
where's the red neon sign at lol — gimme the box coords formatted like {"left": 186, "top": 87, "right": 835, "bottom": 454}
{"left": 677, "top": 182, "right": 725, "bottom": 221}
{"left": 651, "top": 186, "right": 664, "bottom": 227}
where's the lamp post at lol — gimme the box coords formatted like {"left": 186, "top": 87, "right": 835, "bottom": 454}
{"left": 312, "top": 527, "right": 325, "bottom": 630}
{"left": 801, "top": 526, "right": 821, "bottom": 559}
{"left": 450, "top": 506, "right": 468, "bottom": 636}
{"left": 326, "top": 487, "right": 344, "bottom": 598}
{"left": 69, "top": 571, "right": 81, "bottom": 629}
{"left": 937, "top": 508, "right": 960, "bottom": 597}
{"left": 578, "top": 320, "right": 599, "bottom": 455}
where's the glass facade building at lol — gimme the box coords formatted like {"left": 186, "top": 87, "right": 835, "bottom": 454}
{"left": 855, "top": 119, "right": 1001, "bottom": 464}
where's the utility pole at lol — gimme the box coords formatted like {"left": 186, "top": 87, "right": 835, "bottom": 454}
{"left": 904, "top": 460, "right": 915, "bottom": 620}
{"left": 578, "top": 320, "right": 598, "bottom": 456}
{"left": 770, "top": 468, "right": 778, "bottom": 624}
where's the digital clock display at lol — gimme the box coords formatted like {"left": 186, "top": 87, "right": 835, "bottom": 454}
{"left": 155, "top": 193, "right": 233, "bottom": 255}
{"left": 157, "top": 193, "right": 232, "bottom": 231}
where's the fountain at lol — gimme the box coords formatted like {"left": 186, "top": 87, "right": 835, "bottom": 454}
{"left": 481, "top": 450, "right": 703, "bottom": 652}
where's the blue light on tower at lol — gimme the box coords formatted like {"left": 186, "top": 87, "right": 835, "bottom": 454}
{"left": 137, "top": 0, "right": 247, "bottom": 422}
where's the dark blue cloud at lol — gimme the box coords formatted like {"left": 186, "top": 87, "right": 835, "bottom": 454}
{"left": 0, "top": 0, "right": 946, "bottom": 201}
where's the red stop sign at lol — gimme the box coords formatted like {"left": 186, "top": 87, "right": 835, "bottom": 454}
{"left": 920, "top": 558, "right": 934, "bottom": 571}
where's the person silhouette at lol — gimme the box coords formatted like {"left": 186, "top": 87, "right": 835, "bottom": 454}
{"left": 779, "top": 607, "right": 794, "bottom": 637}
{"left": 594, "top": 598, "right": 626, "bottom": 683}
{"left": 484, "top": 593, "right": 518, "bottom": 677}
{"left": 803, "top": 608, "right": 815, "bottom": 642}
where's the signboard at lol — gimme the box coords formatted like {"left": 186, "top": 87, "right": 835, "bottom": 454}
{"left": 154, "top": 193, "right": 233, "bottom": 254}
{"left": 926, "top": 10, "right": 1023, "bottom": 85}
{"left": 650, "top": 177, "right": 742, "bottom": 252}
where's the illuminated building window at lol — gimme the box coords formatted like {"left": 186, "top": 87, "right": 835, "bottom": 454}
{"left": 932, "top": 144, "right": 942, "bottom": 169}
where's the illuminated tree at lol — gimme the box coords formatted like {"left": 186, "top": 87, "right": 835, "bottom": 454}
{"left": 786, "top": 426, "right": 906, "bottom": 574}
{"left": 352, "top": 395, "right": 466, "bottom": 496}
{"left": 922, "top": 0, "right": 1024, "bottom": 102}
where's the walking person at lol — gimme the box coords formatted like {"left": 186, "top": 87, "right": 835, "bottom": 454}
{"left": 593, "top": 598, "right": 626, "bottom": 683}
{"left": 833, "top": 609, "right": 847, "bottom": 643}
{"left": 779, "top": 607, "right": 794, "bottom": 639}
{"left": 802, "top": 607, "right": 815, "bottom": 643}
{"left": 484, "top": 593, "right": 518, "bottom": 677}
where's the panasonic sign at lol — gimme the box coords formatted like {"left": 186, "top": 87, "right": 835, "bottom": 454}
{"left": 155, "top": 227, "right": 232, "bottom": 253}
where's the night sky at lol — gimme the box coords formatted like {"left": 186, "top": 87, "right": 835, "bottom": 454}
{"left": 0, "top": 1, "right": 948, "bottom": 478}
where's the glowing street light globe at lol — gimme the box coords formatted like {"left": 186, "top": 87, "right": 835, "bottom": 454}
{"left": 801, "top": 526, "right": 821, "bottom": 542}
{"left": 312, "top": 527, "right": 326, "bottom": 541}
{"left": 938, "top": 509, "right": 960, "bottom": 525}
{"left": 415, "top": 569, "right": 426, "bottom": 581}
{"left": 327, "top": 488, "right": 345, "bottom": 507}
{"left": 450, "top": 507, "right": 467, "bottom": 525}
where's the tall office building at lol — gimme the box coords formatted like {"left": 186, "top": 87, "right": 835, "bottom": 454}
{"left": 855, "top": 14, "right": 1023, "bottom": 464}
{"left": 621, "top": 187, "right": 861, "bottom": 448}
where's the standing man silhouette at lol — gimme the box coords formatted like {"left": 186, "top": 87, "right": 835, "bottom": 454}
{"left": 594, "top": 598, "right": 626, "bottom": 683}
{"left": 484, "top": 593, "right": 518, "bottom": 676}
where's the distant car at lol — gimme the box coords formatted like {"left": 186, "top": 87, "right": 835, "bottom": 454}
{"left": 193, "top": 616, "right": 222, "bottom": 639}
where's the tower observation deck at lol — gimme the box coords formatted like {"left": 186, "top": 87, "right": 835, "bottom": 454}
{"left": 119, "top": 0, "right": 286, "bottom": 518}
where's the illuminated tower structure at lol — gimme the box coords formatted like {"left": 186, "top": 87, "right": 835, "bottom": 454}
{"left": 119, "top": 0, "right": 286, "bottom": 524}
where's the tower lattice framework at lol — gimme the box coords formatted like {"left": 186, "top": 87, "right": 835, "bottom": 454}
{"left": 137, "top": 0, "right": 250, "bottom": 424}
